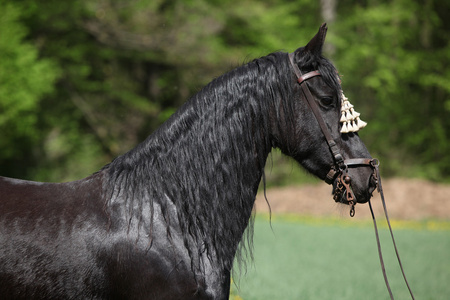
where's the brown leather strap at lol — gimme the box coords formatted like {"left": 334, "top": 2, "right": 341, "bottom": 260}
{"left": 370, "top": 163, "right": 415, "bottom": 300}
{"left": 289, "top": 52, "right": 303, "bottom": 79}
{"left": 369, "top": 200, "right": 394, "bottom": 299}
{"left": 325, "top": 168, "right": 338, "bottom": 184}
{"left": 343, "top": 158, "right": 373, "bottom": 166}
{"left": 298, "top": 71, "right": 321, "bottom": 84}
{"left": 288, "top": 53, "right": 344, "bottom": 168}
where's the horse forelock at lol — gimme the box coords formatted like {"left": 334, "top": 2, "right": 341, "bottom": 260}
{"left": 102, "top": 52, "right": 296, "bottom": 275}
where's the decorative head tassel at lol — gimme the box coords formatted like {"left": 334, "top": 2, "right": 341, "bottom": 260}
{"left": 341, "top": 122, "right": 349, "bottom": 133}
{"left": 355, "top": 117, "right": 367, "bottom": 129}
{"left": 350, "top": 120, "right": 359, "bottom": 131}
{"left": 339, "top": 91, "right": 367, "bottom": 133}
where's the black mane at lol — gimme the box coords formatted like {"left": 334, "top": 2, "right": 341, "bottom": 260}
{"left": 102, "top": 51, "right": 339, "bottom": 273}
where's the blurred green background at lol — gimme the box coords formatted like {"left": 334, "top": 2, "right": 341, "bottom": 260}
{"left": 0, "top": 0, "right": 449, "bottom": 183}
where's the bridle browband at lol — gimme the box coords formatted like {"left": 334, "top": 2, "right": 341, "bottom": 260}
{"left": 288, "top": 52, "right": 415, "bottom": 300}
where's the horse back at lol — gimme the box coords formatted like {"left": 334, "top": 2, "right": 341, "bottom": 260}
{"left": 0, "top": 173, "right": 104, "bottom": 218}
{"left": 0, "top": 173, "right": 110, "bottom": 298}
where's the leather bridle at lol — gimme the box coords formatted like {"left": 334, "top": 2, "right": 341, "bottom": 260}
{"left": 288, "top": 52, "right": 415, "bottom": 299}
{"left": 288, "top": 52, "right": 376, "bottom": 215}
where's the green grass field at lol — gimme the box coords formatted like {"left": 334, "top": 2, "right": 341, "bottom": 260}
{"left": 231, "top": 215, "right": 450, "bottom": 300}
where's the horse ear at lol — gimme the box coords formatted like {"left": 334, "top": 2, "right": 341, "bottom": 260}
{"left": 304, "top": 23, "right": 328, "bottom": 56}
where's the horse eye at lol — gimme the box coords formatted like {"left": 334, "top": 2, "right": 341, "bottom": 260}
{"left": 320, "top": 97, "right": 334, "bottom": 106}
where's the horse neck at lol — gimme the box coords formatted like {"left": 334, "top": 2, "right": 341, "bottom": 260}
{"left": 105, "top": 54, "right": 284, "bottom": 270}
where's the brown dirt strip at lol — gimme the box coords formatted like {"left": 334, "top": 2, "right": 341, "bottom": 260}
{"left": 255, "top": 178, "right": 450, "bottom": 220}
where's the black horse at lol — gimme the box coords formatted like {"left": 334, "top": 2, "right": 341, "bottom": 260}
{"left": 0, "top": 24, "right": 376, "bottom": 299}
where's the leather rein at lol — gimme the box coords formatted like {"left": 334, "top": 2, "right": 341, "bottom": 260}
{"left": 288, "top": 52, "right": 415, "bottom": 299}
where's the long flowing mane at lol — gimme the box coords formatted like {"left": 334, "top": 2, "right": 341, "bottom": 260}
{"left": 102, "top": 50, "right": 340, "bottom": 273}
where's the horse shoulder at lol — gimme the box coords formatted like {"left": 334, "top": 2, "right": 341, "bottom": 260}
{"left": 100, "top": 213, "right": 228, "bottom": 299}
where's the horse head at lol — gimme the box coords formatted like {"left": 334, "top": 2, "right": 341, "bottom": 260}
{"left": 273, "top": 24, "right": 377, "bottom": 206}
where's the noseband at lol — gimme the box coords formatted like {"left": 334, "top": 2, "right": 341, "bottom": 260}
{"left": 288, "top": 52, "right": 415, "bottom": 299}
{"left": 288, "top": 53, "right": 376, "bottom": 215}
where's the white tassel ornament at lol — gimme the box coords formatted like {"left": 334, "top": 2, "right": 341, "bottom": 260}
{"left": 339, "top": 91, "right": 367, "bottom": 133}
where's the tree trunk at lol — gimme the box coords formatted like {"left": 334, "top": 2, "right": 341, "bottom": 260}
{"left": 320, "top": 0, "right": 337, "bottom": 56}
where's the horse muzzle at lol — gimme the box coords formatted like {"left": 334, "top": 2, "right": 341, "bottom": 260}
{"left": 330, "top": 158, "right": 380, "bottom": 215}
